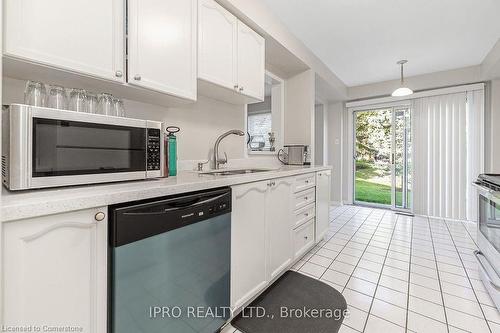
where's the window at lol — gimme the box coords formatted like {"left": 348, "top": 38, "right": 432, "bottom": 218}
{"left": 247, "top": 72, "right": 283, "bottom": 153}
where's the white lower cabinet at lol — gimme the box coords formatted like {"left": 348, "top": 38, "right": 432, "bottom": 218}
{"left": 231, "top": 181, "right": 269, "bottom": 309}
{"left": 266, "top": 178, "right": 293, "bottom": 280}
{"left": 2, "top": 207, "right": 108, "bottom": 332}
{"left": 316, "top": 170, "right": 332, "bottom": 241}
{"left": 231, "top": 177, "right": 293, "bottom": 309}
{"left": 293, "top": 219, "right": 315, "bottom": 258}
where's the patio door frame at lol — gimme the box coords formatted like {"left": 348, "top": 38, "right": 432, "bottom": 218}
{"left": 351, "top": 102, "right": 413, "bottom": 212}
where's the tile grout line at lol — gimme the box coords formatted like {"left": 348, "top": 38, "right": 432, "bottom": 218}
{"left": 404, "top": 214, "right": 414, "bottom": 332}
{"left": 360, "top": 212, "right": 401, "bottom": 332}
{"left": 299, "top": 206, "right": 362, "bottom": 274}
{"left": 320, "top": 208, "right": 389, "bottom": 332}
{"left": 297, "top": 206, "right": 357, "bottom": 267}
{"left": 442, "top": 219, "right": 493, "bottom": 333}
{"left": 318, "top": 208, "right": 381, "bottom": 284}
{"left": 426, "top": 216, "right": 450, "bottom": 333}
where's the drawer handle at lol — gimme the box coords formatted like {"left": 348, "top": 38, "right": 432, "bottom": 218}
{"left": 304, "top": 236, "right": 308, "bottom": 240}
{"left": 305, "top": 213, "right": 309, "bottom": 217}
{"left": 305, "top": 180, "right": 309, "bottom": 184}
{"left": 304, "top": 196, "right": 309, "bottom": 200}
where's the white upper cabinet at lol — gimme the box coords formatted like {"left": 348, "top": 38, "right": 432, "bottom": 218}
{"left": 128, "top": 0, "right": 197, "bottom": 100}
{"left": 237, "top": 21, "right": 265, "bottom": 100}
{"left": 2, "top": 207, "right": 108, "bottom": 331}
{"left": 198, "top": 0, "right": 265, "bottom": 102}
{"left": 198, "top": 0, "right": 238, "bottom": 90}
{"left": 4, "top": 0, "right": 125, "bottom": 82}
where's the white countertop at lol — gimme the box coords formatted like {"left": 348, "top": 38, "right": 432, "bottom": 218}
{"left": 1, "top": 165, "right": 331, "bottom": 222}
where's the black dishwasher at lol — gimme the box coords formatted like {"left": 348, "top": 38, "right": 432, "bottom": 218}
{"left": 109, "top": 188, "right": 231, "bottom": 333}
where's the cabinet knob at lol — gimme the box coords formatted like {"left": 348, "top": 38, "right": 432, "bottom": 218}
{"left": 134, "top": 75, "right": 142, "bottom": 81}
{"left": 94, "top": 212, "right": 106, "bottom": 222}
{"left": 115, "top": 70, "right": 123, "bottom": 78}
{"left": 305, "top": 180, "right": 310, "bottom": 184}
{"left": 239, "top": 87, "right": 244, "bottom": 92}
{"left": 304, "top": 196, "right": 308, "bottom": 200}
{"left": 305, "top": 213, "right": 309, "bottom": 217}
{"left": 234, "top": 84, "right": 239, "bottom": 90}
{"left": 304, "top": 236, "right": 308, "bottom": 240}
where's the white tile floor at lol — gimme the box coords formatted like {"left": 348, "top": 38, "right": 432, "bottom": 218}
{"left": 223, "top": 205, "right": 499, "bottom": 333}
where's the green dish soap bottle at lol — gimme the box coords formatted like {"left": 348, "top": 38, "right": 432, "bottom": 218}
{"left": 166, "top": 126, "right": 180, "bottom": 176}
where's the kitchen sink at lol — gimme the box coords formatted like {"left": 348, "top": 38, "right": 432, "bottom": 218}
{"left": 200, "top": 168, "right": 274, "bottom": 176}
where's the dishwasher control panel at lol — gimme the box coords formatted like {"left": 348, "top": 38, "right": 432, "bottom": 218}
{"left": 110, "top": 187, "right": 232, "bottom": 247}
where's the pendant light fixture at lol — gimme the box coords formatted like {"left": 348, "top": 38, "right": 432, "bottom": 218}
{"left": 392, "top": 60, "right": 413, "bottom": 97}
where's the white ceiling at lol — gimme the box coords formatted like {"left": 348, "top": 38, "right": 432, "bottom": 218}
{"left": 260, "top": 0, "right": 500, "bottom": 87}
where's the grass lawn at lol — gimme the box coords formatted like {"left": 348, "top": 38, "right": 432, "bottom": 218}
{"left": 355, "top": 179, "right": 391, "bottom": 205}
{"left": 355, "top": 178, "right": 410, "bottom": 206}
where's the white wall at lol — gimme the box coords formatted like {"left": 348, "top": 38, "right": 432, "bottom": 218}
{"left": 326, "top": 102, "right": 344, "bottom": 204}
{"left": 2, "top": 77, "right": 246, "bottom": 166}
{"left": 284, "top": 70, "right": 315, "bottom": 151}
{"left": 314, "top": 104, "right": 324, "bottom": 165}
{"left": 219, "top": 0, "right": 347, "bottom": 100}
{"left": 348, "top": 66, "right": 481, "bottom": 100}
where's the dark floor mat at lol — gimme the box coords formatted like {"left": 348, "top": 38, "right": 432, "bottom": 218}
{"left": 231, "top": 270, "right": 347, "bottom": 333}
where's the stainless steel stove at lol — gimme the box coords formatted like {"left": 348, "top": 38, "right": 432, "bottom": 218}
{"left": 474, "top": 174, "right": 500, "bottom": 310}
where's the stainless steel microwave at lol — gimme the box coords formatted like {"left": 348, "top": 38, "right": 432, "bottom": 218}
{"left": 2, "top": 104, "right": 164, "bottom": 190}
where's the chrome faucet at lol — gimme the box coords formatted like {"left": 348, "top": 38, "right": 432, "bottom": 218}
{"left": 213, "top": 129, "right": 245, "bottom": 169}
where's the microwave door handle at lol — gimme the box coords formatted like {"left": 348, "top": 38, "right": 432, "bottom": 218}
{"left": 474, "top": 250, "right": 500, "bottom": 292}
{"left": 122, "top": 192, "right": 228, "bottom": 216}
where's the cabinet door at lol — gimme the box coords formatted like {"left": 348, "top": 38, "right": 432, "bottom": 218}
{"left": 4, "top": 0, "right": 124, "bottom": 82}
{"left": 2, "top": 207, "right": 108, "bottom": 331}
{"left": 316, "top": 171, "right": 332, "bottom": 241}
{"left": 236, "top": 21, "right": 265, "bottom": 101}
{"left": 231, "top": 181, "right": 268, "bottom": 309}
{"left": 128, "top": 0, "right": 197, "bottom": 100}
{"left": 198, "top": 0, "right": 238, "bottom": 90}
{"left": 267, "top": 177, "right": 293, "bottom": 280}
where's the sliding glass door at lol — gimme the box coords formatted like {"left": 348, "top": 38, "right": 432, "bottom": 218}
{"left": 354, "top": 106, "right": 412, "bottom": 211}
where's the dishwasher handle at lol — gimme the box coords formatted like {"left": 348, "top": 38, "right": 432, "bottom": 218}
{"left": 122, "top": 192, "right": 229, "bottom": 216}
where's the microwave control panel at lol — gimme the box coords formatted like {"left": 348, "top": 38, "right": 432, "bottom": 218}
{"left": 147, "top": 128, "right": 161, "bottom": 171}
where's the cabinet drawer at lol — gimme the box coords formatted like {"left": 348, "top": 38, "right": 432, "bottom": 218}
{"left": 294, "top": 203, "right": 315, "bottom": 229}
{"left": 294, "top": 188, "right": 316, "bottom": 211}
{"left": 293, "top": 219, "right": 315, "bottom": 259}
{"left": 294, "top": 173, "right": 316, "bottom": 193}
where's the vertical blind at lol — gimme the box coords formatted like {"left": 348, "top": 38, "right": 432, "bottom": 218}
{"left": 413, "top": 90, "right": 484, "bottom": 221}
